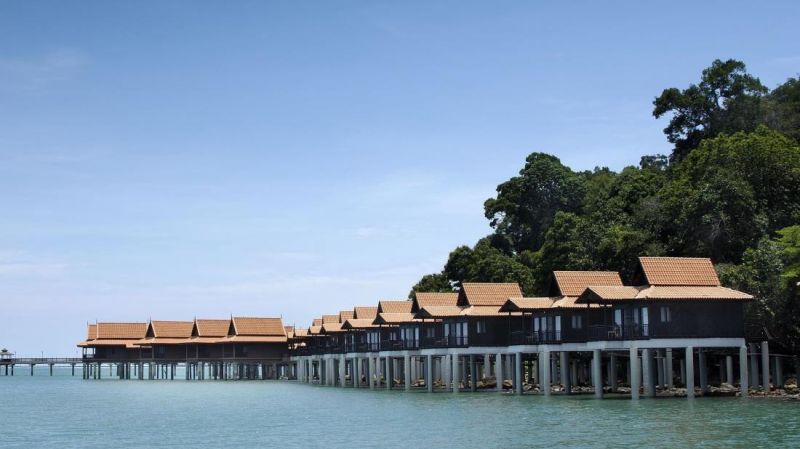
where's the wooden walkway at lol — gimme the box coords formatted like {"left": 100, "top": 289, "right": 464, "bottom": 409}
{"left": 1, "top": 358, "right": 84, "bottom": 376}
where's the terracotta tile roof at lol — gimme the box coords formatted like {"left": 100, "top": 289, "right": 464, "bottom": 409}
{"left": 342, "top": 318, "right": 378, "bottom": 329}
{"left": 638, "top": 257, "right": 720, "bottom": 286}
{"left": 322, "top": 315, "right": 340, "bottom": 324}
{"left": 231, "top": 317, "right": 286, "bottom": 338}
{"left": 150, "top": 320, "right": 193, "bottom": 338}
{"left": 87, "top": 324, "right": 97, "bottom": 340}
{"left": 308, "top": 325, "right": 322, "bottom": 335}
{"left": 413, "top": 292, "right": 458, "bottom": 311}
{"left": 96, "top": 322, "right": 147, "bottom": 340}
{"left": 225, "top": 335, "right": 288, "bottom": 343}
{"left": 293, "top": 328, "right": 309, "bottom": 338}
{"left": 458, "top": 283, "right": 523, "bottom": 306}
{"left": 550, "top": 296, "right": 598, "bottom": 309}
{"left": 373, "top": 312, "right": 418, "bottom": 325}
{"left": 353, "top": 306, "right": 378, "bottom": 320}
{"left": 339, "top": 311, "right": 355, "bottom": 322}
{"left": 183, "top": 337, "right": 223, "bottom": 344}
{"left": 377, "top": 300, "right": 413, "bottom": 313}
{"left": 284, "top": 325, "right": 295, "bottom": 338}
{"left": 499, "top": 297, "right": 557, "bottom": 312}
{"left": 415, "top": 305, "right": 465, "bottom": 319}
{"left": 321, "top": 322, "right": 344, "bottom": 333}
{"left": 194, "top": 319, "right": 230, "bottom": 337}
{"left": 312, "top": 318, "right": 323, "bottom": 326}
{"left": 579, "top": 286, "right": 641, "bottom": 301}
{"left": 578, "top": 285, "right": 752, "bottom": 302}
{"left": 638, "top": 286, "right": 752, "bottom": 301}
{"left": 553, "top": 271, "right": 623, "bottom": 296}
{"left": 465, "top": 306, "right": 518, "bottom": 317}
{"left": 79, "top": 339, "right": 142, "bottom": 348}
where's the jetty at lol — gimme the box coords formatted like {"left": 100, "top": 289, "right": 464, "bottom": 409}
{"left": 0, "top": 356, "right": 84, "bottom": 376}
{"left": 20, "top": 256, "right": 794, "bottom": 399}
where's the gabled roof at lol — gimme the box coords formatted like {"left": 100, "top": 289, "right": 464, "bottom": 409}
{"left": 322, "top": 315, "right": 340, "bottom": 324}
{"left": 293, "top": 328, "right": 309, "bottom": 338}
{"left": 96, "top": 322, "right": 147, "bottom": 339}
{"left": 499, "top": 297, "right": 556, "bottom": 313}
{"left": 578, "top": 285, "right": 752, "bottom": 303}
{"left": 457, "top": 283, "right": 523, "bottom": 306}
{"left": 412, "top": 292, "right": 458, "bottom": 312}
{"left": 577, "top": 286, "right": 641, "bottom": 301}
{"left": 149, "top": 320, "right": 193, "bottom": 338}
{"left": 415, "top": 305, "right": 465, "bottom": 319}
{"left": 193, "top": 319, "right": 230, "bottom": 338}
{"left": 373, "top": 312, "right": 418, "bottom": 325}
{"left": 342, "top": 318, "right": 378, "bottom": 330}
{"left": 551, "top": 271, "right": 623, "bottom": 296}
{"left": 308, "top": 325, "right": 323, "bottom": 335}
{"left": 321, "top": 322, "right": 344, "bottom": 333}
{"left": 550, "top": 296, "right": 597, "bottom": 309}
{"left": 284, "top": 326, "right": 295, "bottom": 339}
{"left": 636, "top": 257, "right": 720, "bottom": 286}
{"left": 78, "top": 322, "right": 147, "bottom": 348}
{"left": 467, "top": 306, "right": 518, "bottom": 317}
{"left": 87, "top": 324, "right": 97, "bottom": 340}
{"left": 227, "top": 317, "right": 287, "bottom": 342}
{"left": 339, "top": 310, "right": 355, "bottom": 322}
{"left": 353, "top": 306, "right": 378, "bottom": 320}
{"left": 312, "top": 318, "right": 323, "bottom": 326}
{"left": 377, "top": 300, "right": 413, "bottom": 314}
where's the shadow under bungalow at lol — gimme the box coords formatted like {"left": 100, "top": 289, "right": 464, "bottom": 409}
{"left": 74, "top": 257, "right": 797, "bottom": 399}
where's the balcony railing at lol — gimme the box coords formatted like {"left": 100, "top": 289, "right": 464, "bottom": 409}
{"left": 420, "top": 335, "right": 469, "bottom": 348}
{"left": 509, "top": 330, "right": 562, "bottom": 345}
{"left": 587, "top": 324, "right": 649, "bottom": 341}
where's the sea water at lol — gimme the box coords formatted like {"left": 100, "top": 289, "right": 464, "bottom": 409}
{"left": 1, "top": 366, "right": 798, "bottom": 448}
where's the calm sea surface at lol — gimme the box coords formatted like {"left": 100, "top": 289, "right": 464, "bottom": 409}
{"left": 1, "top": 366, "right": 798, "bottom": 448}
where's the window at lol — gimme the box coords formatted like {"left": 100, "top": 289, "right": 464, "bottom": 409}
{"left": 476, "top": 320, "right": 487, "bottom": 334}
{"left": 660, "top": 306, "right": 672, "bottom": 323}
{"left": 571, "top": 315, "right": 583, "bottom": 329}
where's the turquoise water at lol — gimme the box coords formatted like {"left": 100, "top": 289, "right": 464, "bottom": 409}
{"left": 2, "top": 367, "right": 798, "bottom": 448}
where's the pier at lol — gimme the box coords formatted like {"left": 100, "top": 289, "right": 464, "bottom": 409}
{"left": 1, "top": 358, "right": 83, "bottom": 376}
{"left": 3, "top": 256, "right": 793, "bottom": 399}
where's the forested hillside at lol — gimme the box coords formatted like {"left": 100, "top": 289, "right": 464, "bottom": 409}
{"left": 409, "top": 60, "right": 800, "bottom": 354}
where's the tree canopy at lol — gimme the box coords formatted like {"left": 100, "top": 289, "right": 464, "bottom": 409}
{"left": 408, "top": 59, "right": 800, "bottom": 353}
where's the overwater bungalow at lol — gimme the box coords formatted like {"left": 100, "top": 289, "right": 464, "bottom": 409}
{"left": 224, "top": 316, "right": 288, "bottom": 359}
{"left": 577, "top": 257, "right": 752, "bottom": 340}
{"left": 185, "top": 319, "right": 230, "bottom": 359}
{"left": 342, "top": 306, "right": 379, "bottom": 352}
{"left": 135, "top": 320, "right": 194, "bottom": 360}
{"left": 499, "top": 272, "right": 621, "bottom": 344}
{"left": 78, "top": 322, "right": 147, "bottom": 360}
{"left": 77, "top": 255, "right": 790, "bottom": 399}
{"left": 415, "top": 283, "right": 523, "bottom": 348}
{"left": 373, "top": 300, "right": 415, "bottom": 350}
{"left": 320, "top": 315, "right": 347, "bottom": 353}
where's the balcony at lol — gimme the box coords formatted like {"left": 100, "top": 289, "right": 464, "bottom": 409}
{"left": 509, "top": 330, "right": 562, "bottom": 345}
{"left": 587, "top": 324, "right": 649, "bottom": 341}
{"left": 420, "top": 335, "right": 469, "bottom": 348}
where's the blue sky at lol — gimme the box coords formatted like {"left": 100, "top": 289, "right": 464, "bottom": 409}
{"left": 1, "top": 1, "right": 798, "bottom": 355}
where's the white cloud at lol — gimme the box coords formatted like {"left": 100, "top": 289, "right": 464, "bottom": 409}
{"left": 0, "top": 250, "right": 66, "bottom": 277}
{"left": 0, "top": 48, "right": 87, "bottom": 92}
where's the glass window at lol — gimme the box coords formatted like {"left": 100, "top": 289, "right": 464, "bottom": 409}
{"left": 660, "top": 306, "right": 672, "bottom": 322}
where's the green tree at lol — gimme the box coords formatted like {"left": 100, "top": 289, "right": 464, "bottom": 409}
{"left": 484, "top": 153, "right": 585, "bottom": 253}
{"left": 653, "top": 59, "right": 768, "bottom": 162}
{"left": 443, "top": 238, "right": 536, "bottom": 294}
{"left": 776, "top": 225, "right": 800, "bottom": 285}
{"left": 765, "top": 77, "right": 800, "bottom": 142}
{"left": 408, "top": 272, "right": 453, "bottom": 299}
